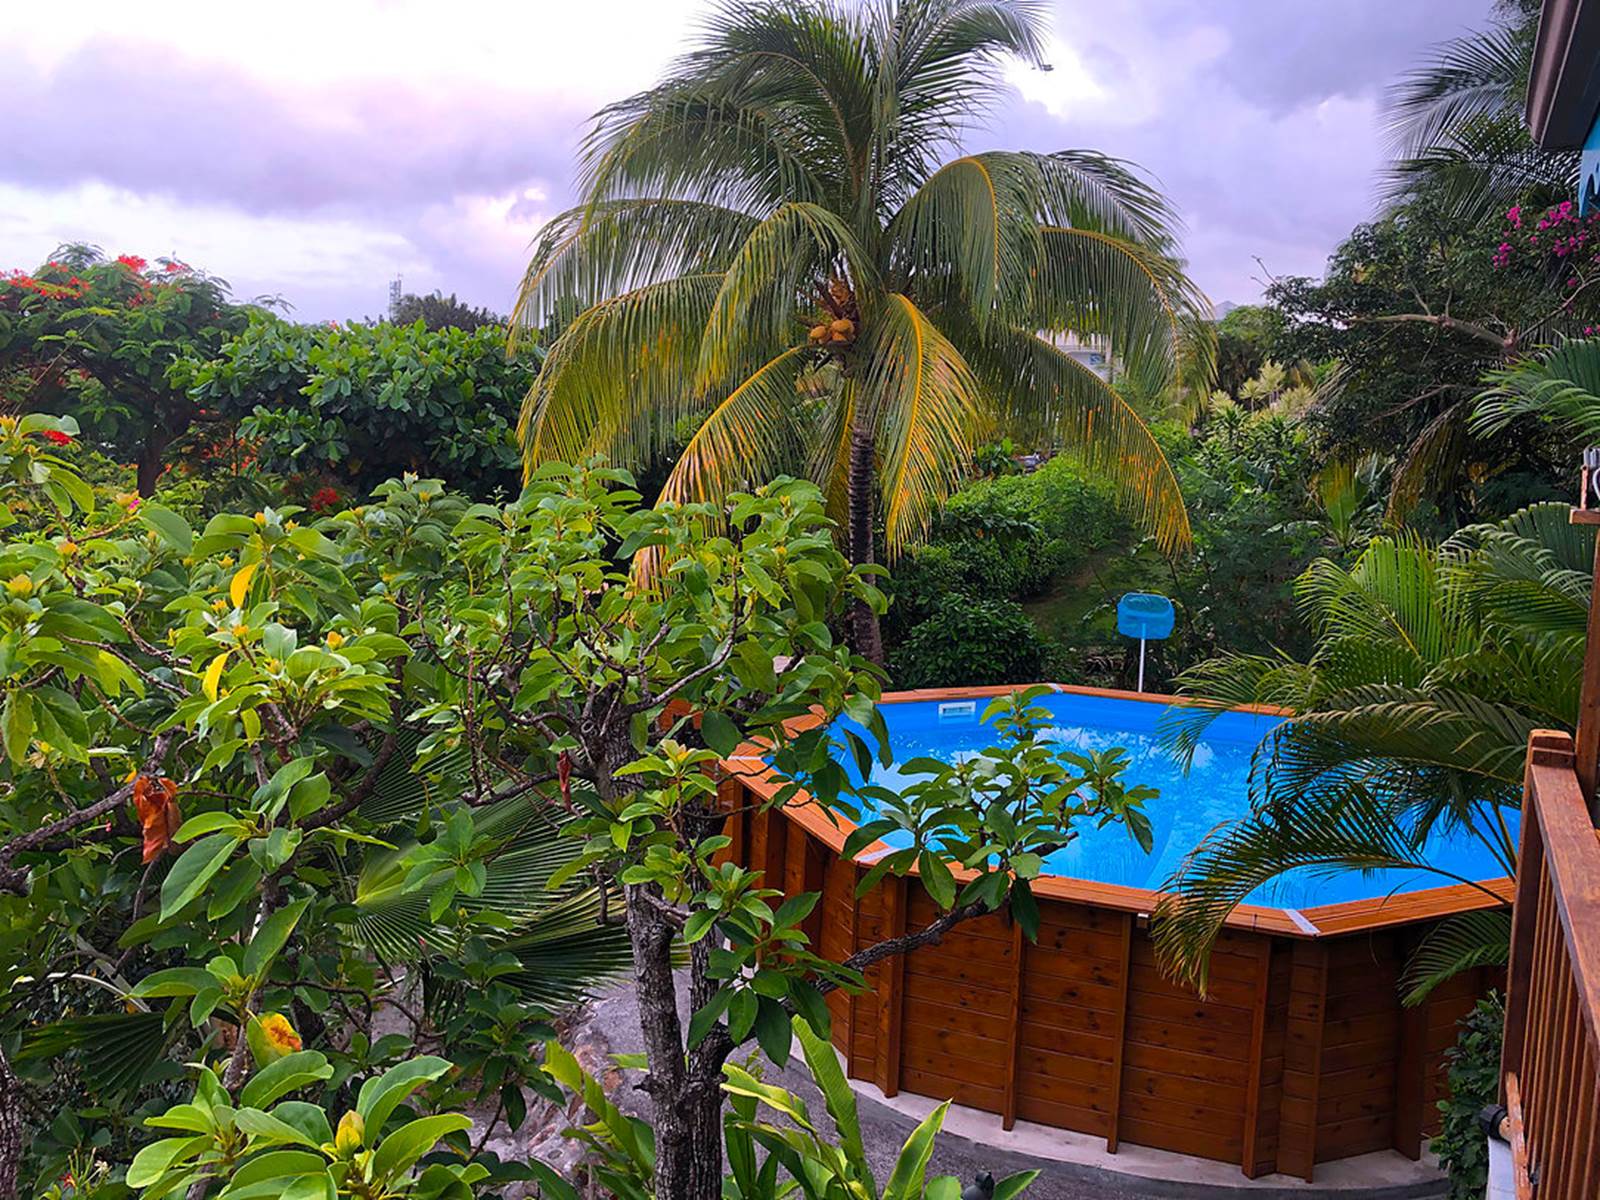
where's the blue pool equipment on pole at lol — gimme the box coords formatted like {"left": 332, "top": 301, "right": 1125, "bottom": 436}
{"left": 1116, "top": 592, "right": 1175, "bottom": 693}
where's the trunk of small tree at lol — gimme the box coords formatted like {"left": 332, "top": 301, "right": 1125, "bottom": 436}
{"left": 136, "top": 432, "right": 170, "bottom": 497}
{"left": 0, "top": 1043, "right": 21, "bottom": 1200}
{"left": 603, "top": 725, "right": 730, "bottom": 1200}
{"left": 846, "top": 413, "right": 885, "bottom": 666}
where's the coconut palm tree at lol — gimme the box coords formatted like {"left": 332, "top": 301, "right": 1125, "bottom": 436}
{"left": 1385, "top": 0, "right": 1573, "bottom": 222}
{"left": 1152, "top": 502, "right": 1590, "bottom": 1001}
{"left": 511, "top": 0, "right": 1207, "bottom": 661}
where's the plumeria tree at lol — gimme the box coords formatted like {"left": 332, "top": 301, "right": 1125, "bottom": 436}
{"left": 0, "top": 411, "right": 1154, "bottom": 1200}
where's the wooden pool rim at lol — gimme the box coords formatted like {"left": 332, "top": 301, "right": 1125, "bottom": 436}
{"left": 718, "top": 684, "right": 1509, "bottom": 1181}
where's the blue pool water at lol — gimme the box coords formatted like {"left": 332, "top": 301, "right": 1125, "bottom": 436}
{"left": 828, "top": 692, "right": 1514, "bottom": 910}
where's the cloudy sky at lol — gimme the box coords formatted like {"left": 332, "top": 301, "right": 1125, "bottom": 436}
{"left": 1, "top": 1, "right": 1494, "bottom": 322}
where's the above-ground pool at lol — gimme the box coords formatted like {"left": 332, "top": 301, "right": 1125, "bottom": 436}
{"left": 829, "top": 689, "right": 1514, "bottom": 909}
{"left": 721, "top": 686, "right": 1512, "bottom": 1181}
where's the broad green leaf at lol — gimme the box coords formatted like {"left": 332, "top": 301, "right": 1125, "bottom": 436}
{"left": 232, "top": 1106, "right": 318, "bottom": 1147}
{"left": 160, "top": 833, "right": 242, "bottom": 920}
{"left": 243, "top": 898, "right": 311, "bottom": 980}
{"left": 699, "top": 709, "right": 741, "bottom": 756}
{"left": 239, "top": 1051, "right": 332, "bottom": 1109}
{"left": 231, "top": 561, "right": 259, "bottom": 608}
{"left": 883, "top": 1101, "right": 950, "bottom": 1200}
{"left": 370, "top": 1113, "right": 472, "bottom": 1181}
{"left": 356, "top": 1055, "right": 453, "bottom": 1136}
{"left": 140, "top": 504, "right": 194, "bottom": 554}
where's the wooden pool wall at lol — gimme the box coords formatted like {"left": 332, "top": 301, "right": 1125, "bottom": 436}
{"left": 719, "top": 686, "right": 1509, "bottom": 1181}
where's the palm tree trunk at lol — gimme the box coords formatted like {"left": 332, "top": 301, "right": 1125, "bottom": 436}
{"left": 846, "top": 413, "right": 884, "bottom": 665}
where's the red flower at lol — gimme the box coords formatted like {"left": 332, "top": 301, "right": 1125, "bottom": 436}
{"left": 309, "top": 486, "right": 341, "bottom": 512}
{"left": 116, "top": 254, "right": 148, "bottom": 272}
{"left": 38, "top": 430, "right": 73, "bottom": 446}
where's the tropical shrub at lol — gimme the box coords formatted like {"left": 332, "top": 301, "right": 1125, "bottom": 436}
{"left": 0, "top": 245, "right": 256, "bottom": 494}
{"left": 539, "top": 1013, "right": 1040, "bottom": 1200}
{"left": 389, "top": 291, "right": 503, "bottom": 333}
{"left": 0, "top": 438, "right": 658, "bottom": 1198}
{"left": 1433, "top": 993, "right": 1504, "bottom": 1200}
{"left": 1153, "top": 503, "right": 1588, "bottom": 996}
{"left": 0, "top": 411, "right": 1146, "bottom": 1200}
{"left": 890, "top": 596, "right": 1048, "bottom": 689}
{"left": 178, "top": 315, "right": 538, "bottom": 497}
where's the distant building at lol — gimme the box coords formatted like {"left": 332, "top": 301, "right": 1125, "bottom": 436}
{"left": 1045, "top": 330, "right": 1110, "bottom": 379}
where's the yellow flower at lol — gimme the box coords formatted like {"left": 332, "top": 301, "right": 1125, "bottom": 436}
{"left": 219, "top": 555, "right": 234, "bottom": 569}
{"left": 285, "top": 520, "right": 299, "bottom": 531}
{"left": 253, "top": 512, "right": 268, "bottom": 527}
{"left": 334, "top": 1111, "right": 365, "bottom": 1156}
{"left": 324, "top": 631, "right": 345, "bottom": 649}
{"left": 0, "top": 416, "right": 16, "bottom": 434}
{"left": 5, "top": 574, "right": 34, "bottom": 597}
{"left": 233, "top": 624, "right": 251, "bottom": 641}
{"left": 262, "top": 657, "right": 282, "bottom": 673}
{"left": 210, "top": 599, "right": 229, "bottom": 613}
{"left": 59, "top": 540, "right": 79, "bottom": 557}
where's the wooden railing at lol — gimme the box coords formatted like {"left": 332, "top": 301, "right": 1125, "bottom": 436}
{"left": 1502, "top": 730, "right": 1600, "bottom": 1197}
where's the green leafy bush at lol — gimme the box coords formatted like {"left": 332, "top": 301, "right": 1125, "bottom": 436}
{"left": 890, "top": 595, "right": 1049, "bottom": 688}
{"left": 179, "top": 315, "right": 538, "bottom": 496}
{"left": 1433, "top": 993, "right": 1504, "bottom": 1200}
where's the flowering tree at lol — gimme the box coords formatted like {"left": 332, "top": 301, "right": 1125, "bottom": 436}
{"left": 0, "top": 245, "right": 255, "bottom": 495}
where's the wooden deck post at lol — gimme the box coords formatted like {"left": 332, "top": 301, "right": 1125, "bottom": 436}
{"left": 1241, "top": 937, "right": 1279, "bottom": 1177}
{"left": 1503, "top": 732, "right": 1564, "bottom": 1089}
{"left": 874, "top": 875, "right": 907, "bottom": 1098}
{"left": 1105, "top": 912, "right": 1135, "bottom": 1153}
{"left": 1569, "top": 508, "right": 1600, "bottom": 814}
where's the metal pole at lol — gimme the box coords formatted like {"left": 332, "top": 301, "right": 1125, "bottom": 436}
{"left": 1137, "top": 636, "right": 1146, "bottom": 693}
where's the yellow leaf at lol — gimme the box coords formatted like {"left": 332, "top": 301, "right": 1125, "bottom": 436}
{"left": 202, "top": 652, "right": 229, "bottom": 702}
{"left": 230, "top": 561, "right": 258, "bottom": 609}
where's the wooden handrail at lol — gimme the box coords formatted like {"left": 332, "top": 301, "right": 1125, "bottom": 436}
{"left": 1501, "top": 729, "right": 1600, "bottom": 1197}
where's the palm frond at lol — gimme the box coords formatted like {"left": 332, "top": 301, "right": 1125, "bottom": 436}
{"left": 1153, "top": 782, "right": 1456, "bottom": 994}
{"left": 696, "top": 202, "right": 876, "bottom": 395}
{"left": 1157, "top": 653, "right": 1319, "bottom": 769}
{"left": 660, "top": 344, "right": 813, "bottom": 507}
{"left": 352, "top": 792, "right": 633, "bottom": 1007}
{"left": 964, "top": 327, "right": 1192, "bottom": 552}
{"left": 1399, "top": 908, "right": 1510, "bottom": 1006}
{"left": 1030, "top": 226, "right": 1194, "bottom": 391}
{"left": 1387, "top": 398, "right": 1471, "bottom": 521}
{"left": 17, "top": 1010, "right": 170, "bottom": 1096}
{"left": 873, "top": 0, "right": 1050, "bottom": 206}
{"left": 519, "top": 274, "right": 722, "bottom": 475}
{"left": 1385, "top": 19, "right": 1531, "bottom": 166}
{"left": 1474, "top": 337, "right": 1600, "bottom": 444}
{"left": 888, "top": 153, "right": 1043, "bottom": 330}
{"left": 863, "top": 293, "right": 984, "bottom": 553}
{"left": 509, "top": 200, "right": 759, "bottom": 344}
